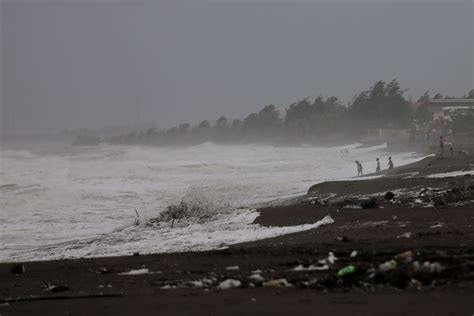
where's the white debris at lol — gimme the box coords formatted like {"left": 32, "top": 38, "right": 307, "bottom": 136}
{"left": 117, "top": 268, "right": 162, "bottom": 275}
{"left": 318, "top": 251, "right": 337, "bottom": 265}
{"left": 189, "top": 280, "right": 204, "bottom": 288}
{"left": 225, "top": 265, "right": 240, "bottom": 271}
{"left": 248, "top": 273, "right": 264, "bottom": 282}
{"left": 430, "top": 223, "right": 444, "bottom": 228}
{"left": 397, "top": 232, "right": 412, "bottom": 239}
{"left": 218, "top": 279, "right": 241, "bottom": 290}
{"left": 251, "top": 269, "right": 262, "bottom": 274}
{"left": 350, "top": 250, "right": 358, "bottom": 258}
{"left": 426, "top": 170, "right": 472, "bottom": 178}
{"left": 118, "top": 268, "right": 149, "bottom": 275}
{"left": 293, "top": 264, "right": 329, "bottom": 271}
{"left": 160, "top": 284, "right": 176, "bottom": 290}
{"left": 263, "top": 278, "right": 292, "bottom": 288}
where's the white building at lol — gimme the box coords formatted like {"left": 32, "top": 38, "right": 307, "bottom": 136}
{"left": 427, "top": 98, "right": 474, "bottom": 122}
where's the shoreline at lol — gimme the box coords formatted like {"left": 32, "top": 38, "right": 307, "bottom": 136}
{"left": 1, "top": 143, "right": 473, "bottom": 314}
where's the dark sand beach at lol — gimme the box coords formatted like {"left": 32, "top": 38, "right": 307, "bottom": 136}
{"left": 1, "top": 148, "right": 473, "bottom": 315}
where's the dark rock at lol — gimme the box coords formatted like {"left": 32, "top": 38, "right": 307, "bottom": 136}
{"left": 133, "top": 252, "right": 140, "bottom": 256}
{"left": 360, "top": 198, "right": 377, "bottom": 209}
{"left": 10, "top": 264, "right": 25, "bottom": 275}
{"left": 51, "top": 285, "right": 70, "bottom": 293}
{"left": 384, "top": 191, "right": 395, "bottom": 201}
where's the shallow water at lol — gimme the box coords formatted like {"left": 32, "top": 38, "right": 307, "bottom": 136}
{"left": 0, "top": 141, "right": 425, "bottom": 262}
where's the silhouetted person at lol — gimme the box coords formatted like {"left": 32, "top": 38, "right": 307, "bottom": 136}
{"left": 439, "top": 136, "right": 444, "bottom": 154}
{"left": 356, "top": 160, "right": 363, "bottom": 176}
{"left": 376, "top": 158, "right": 381, "bottom": 172}
{"left": 388, "top": 157, "right": 394, "bottom": 170}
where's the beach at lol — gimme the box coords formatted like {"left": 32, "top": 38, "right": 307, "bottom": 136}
{"left": 1, "top": 146, "right": 473, "bottom": 315}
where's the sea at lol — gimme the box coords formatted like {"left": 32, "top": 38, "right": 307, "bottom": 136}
{"left": 0, "top": 140, "right": 426, "bottom": 262}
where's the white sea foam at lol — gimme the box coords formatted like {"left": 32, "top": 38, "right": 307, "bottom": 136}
{"left": 0, "top": 142, "right": 428, "bottom": 262}
{"left": 425, "top": 170, "right": 473, "bottom": 178}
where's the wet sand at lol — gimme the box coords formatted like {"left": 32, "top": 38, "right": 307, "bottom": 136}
{"left": 1, "top": 149, "right": 473, "bottom": 315}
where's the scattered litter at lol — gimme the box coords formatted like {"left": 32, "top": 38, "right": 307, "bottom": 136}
{"left": 225, "top": 266, "right": 240, "bottom": 271}
{"left": 218, "top": 279, "right": 241, "bottom": 290}
{"left": 263, "top": 278, "right": 291, "bottom": 288}
{"left": 188, "top": 280, "right": 204, "bottom": 288}
{"left": 43, "top": 285, "right": 70, "bottom": 293}
{"left": 379, "top": 259, "right": 398, "bottom": 272}
{"left": 318, "top": 252, "right": 337, "bottom": 265}
{"left": 350, "top": 250, "right": 358, "bottom": 258}
{"left": 293, "top": 264, "right": 329, "bottom": 272}
{"left": 248, "top": 273, "right": 264, "bottom": 282}
{"left": 337, "top": 265, "right": 355, "bottom": 277}
{"left": 160, "top": 285, "right": 176, "bottom": 290}
{"left": 118, "top": 268, "right": 161, "bottom": 275}
{"left": 397, "top": 232, "right": 412, "bottom": 239}
{"left": 395, "top": 250, "right": 413, "bottom": 263}
{"left": 430, "top": 222, "right": 444, "bottom": 228}
{"left": 412, "top": 261, "right": 444, "bottom": 273}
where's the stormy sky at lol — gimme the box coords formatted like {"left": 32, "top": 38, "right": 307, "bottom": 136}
{"left": 1, "top": 1, "right": 473, "bottom": 136}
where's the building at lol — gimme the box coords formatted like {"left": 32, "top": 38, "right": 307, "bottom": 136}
{"left": 427, "top": 98, "right": 474, "bottom": 122}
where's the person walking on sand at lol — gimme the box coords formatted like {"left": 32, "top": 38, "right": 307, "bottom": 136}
{"left": 356, "top": 160, "right": 363, "bottom": 176}
{"left": 376, "top": 158, "right": 381, "bottom": 172}
{"left": 439, "top": 136, "right": 444, "bottom": 154}
{"left": 388, "top": 157, "right": 394, "bottom": 170}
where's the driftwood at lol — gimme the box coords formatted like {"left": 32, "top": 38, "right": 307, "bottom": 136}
{"left": 0, "top": 292, "right": 124, "bottom": 303}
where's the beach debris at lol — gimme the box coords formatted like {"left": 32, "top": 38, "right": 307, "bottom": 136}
{"left": 379, "top": 259, "right": 398, "bottom": 272}
{"left": 251, "top": 269, "right": 262, "bottom": 274}
{"left": 337, "top": 236, "right": 349, "bottom": 242}
{"left": 97, "top": 267, "right": 110, "bottom": 274}
{"left": 248, "top": 273, "right": 264, "bottom": 283}
{"left": 160, "top": 285, "right": 177, "bottom": 290}
{"left": 350, "top": 250, "right": 358, "bottom": 258}
{"left": 318, "top": 252, "right": 337, "bottom": 265}
{"left": 188, "top": 280, "right": 204, "bottom": 288}
{"left": 118, "top": 268, "right": 151, "bottom": 275}
{"left": 134, "top": 209, "right": 140, "bottom": 225}
{"left": 293, "top": 264, "right": 329, "bottom": 272}
{"left": 337, "top": 265, "right": 355, "bottom": 277}
{"left": 263, "top": 278, "right": 291, "bottom": 288}
{"left": 395, "top": 250, "right": 413, "bottom": 263}
{"left": 225, "top": 265, "right": 240, "bottom": 271}
{"left": 430, "top": 222, "right": 444, "bottom": 228}
{"left": 397, "top": 232, "right": 412, "bottom": 239}
{"left": 413, "top": 261, "right": 444, "bottom": 273}
{"left": 44, "top": 285, "right": 70, "bottom": 293}
{"left": 217, "top": 279, "right": 241, "bottom": 290}
{"left": 384, "top": 191, "right": 395, "bottom": 201}
{"left": 10, "top": 264, "right": 25, "bottom": 275}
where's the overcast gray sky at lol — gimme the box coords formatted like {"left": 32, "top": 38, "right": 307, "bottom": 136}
{"left": 1, "top": 0, "right": 473, "bottom": 135}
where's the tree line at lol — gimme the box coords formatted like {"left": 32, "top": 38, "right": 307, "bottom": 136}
{"left": 107, "top": 80, "right": 473, "bottom": 146}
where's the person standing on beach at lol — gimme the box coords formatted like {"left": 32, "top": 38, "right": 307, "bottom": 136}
{"left": 388, "top": 157, "right": 394, "bottom": 170}
{"left": 376, "top": 158, "right": 381, "bottom": 172}
{"left": 439, "top": 136, "right": 444, "bottom": 154}
{"left": 356, "top": 160, "right": 363, "bottom": 176}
